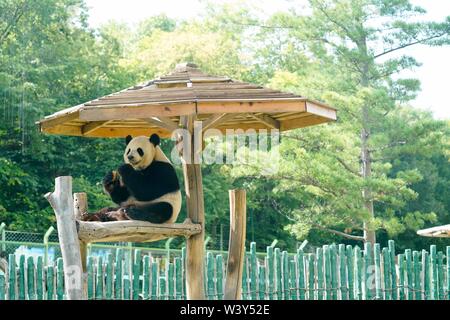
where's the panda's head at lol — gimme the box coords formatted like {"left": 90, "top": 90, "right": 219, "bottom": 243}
{"left": 124, "top": 134, "right": 161, "bottom": 171}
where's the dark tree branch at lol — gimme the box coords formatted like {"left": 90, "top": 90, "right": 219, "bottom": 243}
{"left": 311, "top": 223, "right": 365, "bottom": 241}
{"left": 373, "top": 32, "right": 448, "bottom": 59}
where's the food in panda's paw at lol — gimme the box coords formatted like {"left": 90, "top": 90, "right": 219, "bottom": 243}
{"left": 102, "top": 170, "right": 120, "bottom": 192}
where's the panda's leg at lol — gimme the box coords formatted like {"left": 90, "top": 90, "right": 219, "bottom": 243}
{"left": 124, "top": 202, "right": 173, "bottom": 224}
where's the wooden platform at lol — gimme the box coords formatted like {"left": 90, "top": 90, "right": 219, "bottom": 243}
{"left": 77, "top": 219, "right": 201, "bottom": 243}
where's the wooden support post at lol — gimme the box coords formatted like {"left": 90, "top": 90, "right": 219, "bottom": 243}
{"left": 224, "top": 189, "right": 247, "bottom": 300}
{"left": 180, "top": 115, "right": 206, "bottom": 300}
{"left": 45, "top": 176, "right": 84, "bottom": 300}
{"left": 73, "top": 193, "right": 88, "bottom": 272}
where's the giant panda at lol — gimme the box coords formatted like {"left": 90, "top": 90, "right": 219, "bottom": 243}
{"left": 82, "top": 134, "right": 181, "bottom": 224}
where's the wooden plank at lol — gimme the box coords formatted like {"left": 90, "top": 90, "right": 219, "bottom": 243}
{"left": 281, "top": 114, "right": 333, "bottom": 131}
{"left": 87, "top": 256, "right": 94, "bottom": 300}
{"left": 274, "top": 248, "right": 282, "bottom": 300}
{"left": 81, "top": 120, "right": 112, "bottom": 135}
{"left": 0, "top": 273, "right": 4, "bottom": 300}
{"left": 363, "top": 243, "right": 372, "bottom": 300}
{"left": 114, "top": 249, "right": 123, "bottom": 299}
{"left": 8, "top": 254, "right": 16, "bottom": 300}
{"left": 330, "top": 244, "right": 338, "bottom": 300}
{"left": 144, "top": 117, "right": 178, "bottom": 132}
{"left": 283, "top": 251, "right": 290, "bottom": 300}
{"left": 248, "top": 113, "right": 280, "bottom": 129}
{"left": 382, "top": 247, "right": 391, "bottom": 300}
{"left": 354, "top": 246, "right": 363, "bottom": 300}
{"left": 373, "top": 244, "right": 382, "bottom": 299}
{"left": 46, "top": 264, "right": 54, "bottom": 300}
{"left": 305, "top": 101, "right": 337, "bottom": 120}
{"left": 388, "top": 240, "right": 397, "bottom": 300}
{"left": 447, "top": 246, "right": 450, "bottom": 301}
{"left": 413, "top": 251, "right": 421, "bottom": 300}
{"left": 56, "top": 258, "right": 64, "bottom": 300}
{"left": 430, "top": 245, "right": 437, "bottom": 300}
{"left": 159, "top": 276, "right": 166, "bottom": 300}
{"left": 36, "top": 257, "right": 44, "bottom": 300}
{"left": 224, "top": 189, "right": 247, "bottom": 300}
{"left": 405, "top": 249, "right": 413, "bottom": 300}
{"left": 45, "top": 176, "right": 84, "bottom": 300}
{"left": 266, "top": 247, "right": 274, "bottom": 300}
{"left": 398, "top": 253, "right": 405, "bottom": 300}
{"left": 346, "top": 246, "right": 354, "bottom": 300}
{"left": 259, "top": 264, "right": 267, "bottom": 300}
{"left": 197, "top": 100, "right": 307, "bottom": 114}
{"left": 95, "top": 256, "right": 104, "bottom": 300}
{"left": 308, "top": 253, "right": 315, "bottom": 300}
{"left": 132, "top": 249, "right": 141, "bottom": 300}
{"left": 39, "top": 111, "right": 80, "bottom": 129}
{"left": 206, "top": 252, "right": 215, "bottom": 299}
{"left": 339, "top": 244, "right": 348, "bottom": 300}
{"left": 18, "top": 255, "right": 25, "bottom": 300}
{"left": 27, "top": 257, "right": 35, "bottom": 300}
{"left": 168, "top": 262, "right": 175, "bottom": 300}
{"left": 151, "top": 259, "right": 158, "bottom": 300}
{"left": 422, "top": 250, "right": 430, "bottom": 300}
{"left": 79, "top": 103, "right": 196, "bottom": 121}
{"left": 77, "top": 219, "right": 201, "bottom": 243}
{"left": 316, "top": 248, "right": 324, "bottom": 300}
{"left": 202, "top": 113, "right": 236, "bottom": 132}
{"left": 250, "top": 242, "right": 258, "bottom": 300}
{"left": 215, "top": 255, "right": 224, "bottom": 300}
{"left": 297, "top": 249, "right": 306, "bottom": 300}
{"left": 105, "top": 253, "right": 113, "bottom": 300}
{"left": 142, "top": 255, "right": 150, "bottom": 300}
{"left": 175, "top": 257, "right": 183, "bottom": 300}
{"left": 437, "top": 251, "right": 444, "bottom": 300}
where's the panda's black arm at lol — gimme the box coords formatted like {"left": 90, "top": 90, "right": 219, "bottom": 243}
{"left": 103, "top": 170, "right": 130, "bottom": 204}
{"left": 109, "top": 185, "right": 130, "bottom": 204}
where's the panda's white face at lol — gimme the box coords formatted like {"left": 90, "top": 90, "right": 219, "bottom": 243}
{"left": 124, "top": 136, "right": 156, "bottom": 171}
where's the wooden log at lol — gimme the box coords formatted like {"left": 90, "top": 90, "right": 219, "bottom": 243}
{"left": 45, "top": 176, "right": 84, "bottom": 300}
{"left": 224, "top": 189, "right": 247, "bottom": 300}
{"left": 74, "top": 193, "right": 88, "bottom": 275}
{"left": 180, "top": 115, "right": 206, "bottom": 300}
{"left": 77, "top": 219, "right": 201, "bottom": 243}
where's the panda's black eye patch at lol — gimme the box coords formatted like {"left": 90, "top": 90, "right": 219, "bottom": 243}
{"left": 126, "top": 149, "right": 131, "bottom": 155}
{"left": 137, "top": 148, "right": 144, "bottom": 157}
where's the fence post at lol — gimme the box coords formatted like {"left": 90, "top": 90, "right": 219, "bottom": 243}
{"left": 43, "top": 226, "right": 54, "bottom": 267}
{"left": 0, "top": 223, "right": 6, "bottom": 255}
{"left": 45, "top": 176, "right": 84, "bottom": 300}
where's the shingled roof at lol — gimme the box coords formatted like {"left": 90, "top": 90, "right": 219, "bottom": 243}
{"left": 38, "top": 63, "right": 337, "bottom": 138}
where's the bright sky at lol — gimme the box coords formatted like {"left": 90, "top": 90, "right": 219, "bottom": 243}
{"left": 85, "top": 0, "right": 450, "bottom": 119}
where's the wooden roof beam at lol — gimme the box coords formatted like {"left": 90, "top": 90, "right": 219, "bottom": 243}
{"left": 248, "top": 113, "right": 280, "bottom": 130}
{"left": 81, "top": 120, "right": 112, "bottom": 135}
{"left": 145, "top": 117, "right": 179, "bottom": 132}
{"left": 202, "top": 113, "right": 237, "bottom": 132}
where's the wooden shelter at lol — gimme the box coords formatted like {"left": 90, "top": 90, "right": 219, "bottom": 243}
{"left": 38, "top": 63, "right": 336, "bottom": 300}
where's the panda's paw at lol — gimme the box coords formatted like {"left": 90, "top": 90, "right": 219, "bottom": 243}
{"left": 103, "top": 170, "right": 119, "bottom": 192}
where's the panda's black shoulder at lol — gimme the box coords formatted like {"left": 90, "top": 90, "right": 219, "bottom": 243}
{"left": 144, "top": 161, "right": 179, "bottom": 188}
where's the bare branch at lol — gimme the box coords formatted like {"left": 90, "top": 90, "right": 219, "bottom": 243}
{"left": 311, "top": 223, "right": 365, "bottom": 241}
{"left": 374, "top": 32, "right": 448, "bottom": 59}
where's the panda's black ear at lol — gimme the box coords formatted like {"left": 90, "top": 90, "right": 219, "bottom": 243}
{"left": 125, "top": 135, "right": 132, "bottom": 146}
{"left": 149, "top": 134, "right": 160, "bottom": 146}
